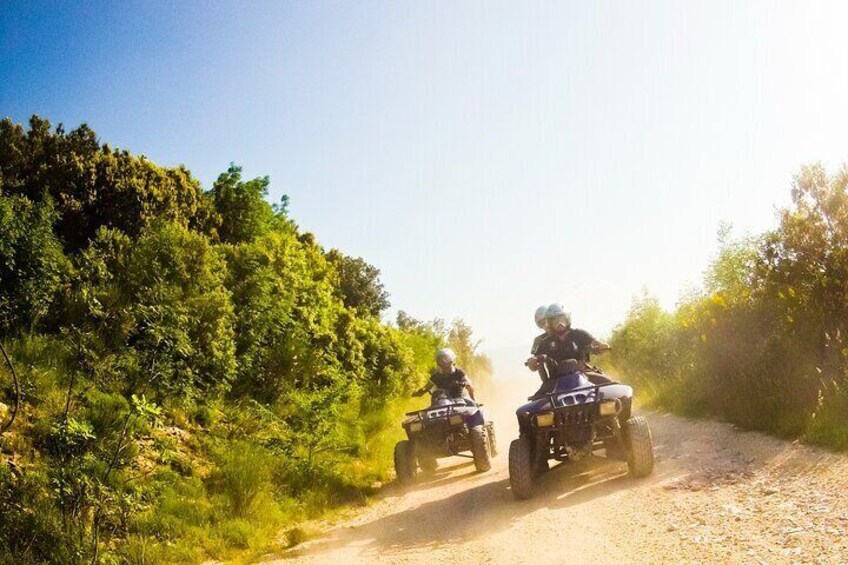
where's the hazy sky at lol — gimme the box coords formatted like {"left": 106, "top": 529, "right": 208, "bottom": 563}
{"left": 4, "top": 1, "right": 848, "bottom": 369}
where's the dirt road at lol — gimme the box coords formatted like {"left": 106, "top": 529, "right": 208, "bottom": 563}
{"left": 268, "top": 380, "right": 848, "bottom": 565}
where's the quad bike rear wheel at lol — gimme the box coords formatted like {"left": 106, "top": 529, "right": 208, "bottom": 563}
{"left": 623, "top": 416, "right": 654, "bottom": 478}
{"left": 470, "top": 425, "right": 492, "bottom": 472}
{"left": 394, "top": 440, "right": 417, "bottom": 484}
{"left": 508, "top": 434, "right": 534, "bottom": 500}
{"left": 485, "top": 422, "right": 498, "bottom": 457}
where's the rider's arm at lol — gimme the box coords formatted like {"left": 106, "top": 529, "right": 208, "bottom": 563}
{"left": 455, "top": 370, "right": 475, "bottom": 400}
{"left": 525, "top": 354, "right": 550, "bottom": 381}
{"left": 412, "top": 381, "right": 434, "bottom": 397}
{"left": 589, "top": 339, "right": 611, "bottom": 353}
{"left": 530, "top": 332, "right": 547, "bottom": 355}
{"left": 527, "top": 333, "right": 550, "bottom": 372}
{"left": 571, "top": 329, "right": 609, "bottom": 356}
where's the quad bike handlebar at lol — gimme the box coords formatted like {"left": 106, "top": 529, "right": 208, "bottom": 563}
{"left": 526, "top": 341, "right": 612, "bottom": 381}
{"left": 413, "top": 382, "right": 472, "bottom": 399}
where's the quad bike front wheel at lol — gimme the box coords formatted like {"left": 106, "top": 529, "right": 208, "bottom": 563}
{"left": 485, "top": 422, "right": 498, "bottom": 457}
{"left": 623, "top": 416, "right": 654, "bottom": 478}
{"left": 469, "top": 425, "right": 492, "bottom": 472}
{"left": 394, "top": 440, "right": 417, "bottom": 484}
{"left": 508, "top": 434, "right": 534, "bottom": 500}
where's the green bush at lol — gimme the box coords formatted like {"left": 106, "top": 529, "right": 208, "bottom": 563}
{"left": 0, "top": 464, "right": 76, "bottom": 564}
{"left": 217, "top": 518, "right": 254, "bottom": 549}
{"left": 0, "top": 194, "right": 70, "bottom": 334}
{"left": 806, "top": 381, "right": 848, "bottom": 449}
{"left": 210, "top": 441, "right": 272, "bottom": 518}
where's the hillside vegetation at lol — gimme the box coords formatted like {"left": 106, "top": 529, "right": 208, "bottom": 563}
{"left": 0, "top": 116, "right": 490, "bottom": 564}
{"left": 608, "top": 164, "right": 848, "bottom": 450}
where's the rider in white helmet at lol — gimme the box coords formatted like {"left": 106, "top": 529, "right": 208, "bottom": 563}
{"left": 414, "top": 347, "right": 476, "bottom": 400}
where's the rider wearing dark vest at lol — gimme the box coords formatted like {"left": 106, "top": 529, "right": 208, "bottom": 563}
{"left": 413, "top": 347, "right": 476, "bottom": 402}
{"left": 429, "top": 367, "right": 473, "bottom": 400}
{"left": 536, "top": 328, "right": 596, "bottom": 368}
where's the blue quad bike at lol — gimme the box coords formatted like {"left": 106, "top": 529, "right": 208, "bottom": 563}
{"left": 394, "top": 388, "right": 497, "bottom": 484}
{"left": 508, "top": 357, "right": 654, "bottom": 500}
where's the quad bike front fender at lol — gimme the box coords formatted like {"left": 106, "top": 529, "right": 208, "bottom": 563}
{"left": 466, "top": 409, "right": 485, "bottom": 428}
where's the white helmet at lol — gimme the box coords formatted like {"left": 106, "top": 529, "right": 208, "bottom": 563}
{"left": 436, "top": 348, "right": 456, "bottom": 369}
{"left": 534, "top": 305, "right": 549, "bottom": 330}
{"left": 546, "top": 303, "right": 571, "bottom": 330}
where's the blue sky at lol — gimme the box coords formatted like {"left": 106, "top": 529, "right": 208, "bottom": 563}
{"left": 4, "top": 1, "right": 848, "bottom": 370}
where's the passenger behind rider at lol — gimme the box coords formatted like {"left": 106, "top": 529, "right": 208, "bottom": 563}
{"left": 413, "top": 347, "right": 476, "bottom": 403}
{"left": 526, "top": 303, "right": 612, "bottom": 387}
{"left": 530, "top": 304, "right": 550, "bottom": 356}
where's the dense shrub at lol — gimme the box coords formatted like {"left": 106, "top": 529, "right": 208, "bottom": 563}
{"left": 0, "top": 195, "right": 70, "bottom": 334}
{"left": 609, "top": 164, "right": 848, "bottom": 449}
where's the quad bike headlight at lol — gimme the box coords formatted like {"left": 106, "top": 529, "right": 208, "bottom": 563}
{"left": 449, "top": 414, "right": 464, "bottom": 426}
{"left": 599, "top": 399, "right": 622, "bottom": 416}
{"left": 535, "top": 411, "right": 555, "bottom": 427}
{"left": 409, "top": 422, "right": 423, "bottom": 433}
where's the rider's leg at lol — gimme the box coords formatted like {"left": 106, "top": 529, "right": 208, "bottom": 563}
{"left": 532, "top": 378, "right": 557, "bottom": 397}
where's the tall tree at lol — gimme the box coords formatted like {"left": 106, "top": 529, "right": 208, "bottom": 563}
{"left": 209, "top": 164, "right": 275, "bottom": 244}
{"left": 328, "top": 251, "right": 390, "bottom": 317}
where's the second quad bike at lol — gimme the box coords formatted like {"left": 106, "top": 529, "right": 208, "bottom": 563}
{"left": 508, "top": 357, "right": 654, "bottom": 500}
{"left": 394, "top": 388, "right": 497, "bottom": 484}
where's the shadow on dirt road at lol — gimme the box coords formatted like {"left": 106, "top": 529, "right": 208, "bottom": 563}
{"left": 282, "top": 451, "right": 675, "bottom": 559}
